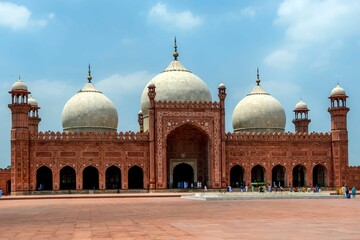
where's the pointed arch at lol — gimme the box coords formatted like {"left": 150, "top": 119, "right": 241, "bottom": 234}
{"left": 106, "top": 165, "right": 121, "bottom": 189}
{"left": 172, "top": 163, "right": 194, "bottom": 188}
{"left": 230, "top": 165, "right": 245, "bottom": 187}
{"left": 293, "top": 164, "right": 306, "bottom": 187}
{"left": 272, "top": 164, "right": 286, "bottom": 187}
{"left": 36, "top": 166, "right": 53, "bottom": 190}
{"left": 128, "top": 165, "right": 143, "bottom": 189}
{"left": 251, "top": 164, "right": 266, "bottom": 183}
{"left": 83, "top": 166, "right": 99, "bottom": 190}
{"left": 60, "top": 166, "right": 76, "bottom": 190}
{"left": 313, "top": 164, "right": 327, "bottom": 187}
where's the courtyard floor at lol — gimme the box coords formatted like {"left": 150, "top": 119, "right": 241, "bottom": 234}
{"left": 0, "top": 193, "right": 359, "bottom": 239}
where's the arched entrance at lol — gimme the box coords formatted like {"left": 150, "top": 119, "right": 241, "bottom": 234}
{"left": 128, "top": 165, "right": 143, "bottom": 189}
{"left": 6, "top": 180, "right": 11, "bottom": 194}
{"left": 83, "top": 166, "right": 99, "bottom": 190}
{"left": 230, "top": 165, "right": 245, "bottom": 187}
{"left": 293, "top": 164, "right": 306, "bottom": 187}
{"left": 272, "top": 165, "right": 286, "bottom": 187}
{"left": 251, "top": 165, "right": 265, "bottom": 183}
{"left": 166, "top": 124, "right": 209, "bottom": 188}
{"left": 313, "top": 164, "right": 327, "bottom": 187}
{"left": 36, "top": 166, "right": 53, "bottom": 190}
{"left": 60, "top": 166, "right": 76, "bottom": 190}
{"left": 173, "top": 163, "right": 194, "bottom": 188}
{"left": 106, "top": 166, "right": 121, "bottom": 189}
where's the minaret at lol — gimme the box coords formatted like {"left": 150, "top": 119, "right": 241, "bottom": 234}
{"left": 28, "top": 95, "right": 41, "bottom": 133}
{"left": 328, "top": 84, "right": 349, "bottom": 187}
{"left": 8, "top": 77, "right": 32, "bottom": 194}
{"left": 292, "top": 99, "right": 311, "bottom": 132}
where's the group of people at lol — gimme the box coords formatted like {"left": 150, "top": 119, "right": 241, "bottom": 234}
{"left": 341, "top": 185, "right": 356, "bottom": 198}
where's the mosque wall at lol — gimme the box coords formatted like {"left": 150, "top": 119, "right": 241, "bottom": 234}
{"left": 225, "top": 132, "right": 334, "bottom": 187}
{"left": 347, "top": 166, "right": 360, "bottom": 189}
{"left": 0, "top": 169, "right": 11, "bottom": 195}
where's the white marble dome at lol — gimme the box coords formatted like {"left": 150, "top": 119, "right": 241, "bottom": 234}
{"left": 330, "top": 84, "right": 346, "bottom": 96}
{"left": 11, "top": 78, "right": 28, "bottom": 91}
{"left": 232, "top": 77, "right": 286, "bottom": 133}
{"left": 140, "top": 53, "right": 212, "bottom": 131}
{"left": 62, "top": 74, "right": 118, "bottom": 133}
{"left": 295, "top": 99, "right": 308, "bottom": 110}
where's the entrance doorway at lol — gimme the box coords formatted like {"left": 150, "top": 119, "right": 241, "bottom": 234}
{"left": 60, "top": 166, "right": 76, "bottom": 190}
{"left": 36, "top": 166, "right": 53, "bottom": 190}
{"left": 166, "top": 124, "right": 209, "bottom": 188}
{"left": 6, "top": 180, "right": 11, "bottom": 194}
{"left": 272, "top": 165, "right": 286, "bottom": 187}
{"left": 251, "top": 165, "right": 265, "bottom": 183}
{"left": 313, "top": 164, "right": 327, "bottom": 187}
{"left": 128, "top": 165, "right": 143, "bottom": 189}
{"left": 230, "top": 165, "right": 245, "bottom": 188}
{"left": 83, "top": 166, "right": 99, "bottom": 190}
{"left": 173, "top": 163, "right": 194, "bottom": 188}
{"left": 293, "top": 164, "right": 306, "bottom": 187}
{"left": 106, "top": 166, "right": 121, "bottom": 189}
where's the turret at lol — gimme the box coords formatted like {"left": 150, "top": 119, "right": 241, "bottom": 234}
{"left": 28, "top": 95, "right": 41, "bottom": 133}
{"left": 328, "top": 84, "right": 349, "bottom": 187}
{"left": 292, "top": 99, "right": 311, "bottom": 132}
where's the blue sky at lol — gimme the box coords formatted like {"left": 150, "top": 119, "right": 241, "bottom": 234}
{"left": 1, "top": 0, "right": 360, "bottom": 168}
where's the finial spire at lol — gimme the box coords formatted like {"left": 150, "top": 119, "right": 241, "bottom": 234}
{"left": 256, "top": 67, "right": 260, "bottom": 86}
{"left": 173, "top": 37, "right": 179, "bottom": 61}
{"left": 87, "top": 64, "right": 92, "bottom": 82}
{"left": 18, "top": 75, "right": 21, "bottom": 80}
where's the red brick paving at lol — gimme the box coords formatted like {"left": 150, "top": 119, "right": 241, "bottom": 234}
{"left": 0, "top": 195, "right": 359, "bottom": 239}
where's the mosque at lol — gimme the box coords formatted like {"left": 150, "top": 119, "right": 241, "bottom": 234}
{"left": 2, "top": 41, "right": 360, "bottom": 195}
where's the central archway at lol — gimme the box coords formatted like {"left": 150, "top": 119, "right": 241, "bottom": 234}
{"left": 293, "top": 164, "right": 306, "bottom": 187}
{"left": 106, "top": 166, "right": 121, "bottom": 189}
{"left": 166, "top": 124, "right": 209, "bottom": 188}
{"left": 173, "top": 163, "right": 194, "bottom": 188}
{"left": 36, "top": 166, "right": 53, "bottom": 190}
{"left": 83, "top": 166, "right": 99, "bottom": 190}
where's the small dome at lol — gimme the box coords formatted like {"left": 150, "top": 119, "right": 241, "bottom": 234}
{"left": 232, "top": 76, "right": 286, "bottom": 133}
{"left": 295, "top": 99, "right": 308, "bottom": 110}
{"left": 330, "top": 84, "right": 346, "bottom": 96}
{"left": 28, "top": 95, "right": 38, "bottom": 106}
{"left": 62, "top": 73, "right": 118, "bottom": 132}
{"left": 11, "top": 78, "right": 27, "bottom": 91}
{"left": 218, "top": 83, "right": 226, "bottom": 89}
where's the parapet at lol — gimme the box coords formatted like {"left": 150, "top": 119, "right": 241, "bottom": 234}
{"left": 31, "top": 131, "right": 149, "bottom": 141}
{"left": 225, "top": 131, "right": 331, "bottom": 141}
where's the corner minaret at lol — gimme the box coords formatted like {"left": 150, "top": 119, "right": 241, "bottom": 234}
{"left": 292, "top": 99, "right": 311, "bottom": 132}
{"left": 8, "top": 77, "right": 32, "bottom": 194}
{"left": 328, "top": 84, "right": 349, "bottom": 187}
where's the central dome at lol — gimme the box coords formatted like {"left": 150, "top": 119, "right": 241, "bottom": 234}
{"left": 140, "top": 41, "right": 212, "bottom": 131}
{"left": 232, "top": 72, "right": 286, "bottom": 133}
{"left": 62, "top": 67, "right": 118, "bottom": 132}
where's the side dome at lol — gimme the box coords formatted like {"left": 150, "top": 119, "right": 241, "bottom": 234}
{"left": 28, "top": 95, "right": 38, "bottom": 106}
{"left": 11, "top": 78, "right": 28, "bottom": 91}
{"left": 140, "top": 41, "right": 212, "bottom": 131}
{"left": 232, "top": 72, "right": 286, "bottom": 133}
{"left": 62, "top": 67, "right": 118, "bottom": 132}
{"left": 330, "top": 84, "right": 346, "bottom": 96}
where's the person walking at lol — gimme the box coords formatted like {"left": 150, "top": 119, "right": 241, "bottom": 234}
{"left": 352, "top": 186, "right": 356, "bottom": 199}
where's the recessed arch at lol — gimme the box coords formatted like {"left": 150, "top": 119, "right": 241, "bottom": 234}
{"left": 293, "top": 164, "right": 306, "bottom": 187}
{"left": 272, "top": 164, "right": 286, "bottom": 187}
{"left": 83, "top": 166, "right": 99, "bottom": 190}
{"left": 128, "top": 165, "right": 143, "bottom": 189}
{"left": 60, "top": 166, "right": 76, "bottom": 190}
{"left": 166, "top": 123, "right": 210, "bottom": 188}
{"left": 251, "top": 164, "right": 266, "bottom": 183}
{"left": 106, "top": 165, "right": 121, "bottom": 189}
{"left": 313, "top": 164, "right": 327, "bottom": 187}
{"left": 36, "top": 166, "right": 53, "bottom": 190}
{"left": 230, "top": 165, "right": 245, "bottom": 187}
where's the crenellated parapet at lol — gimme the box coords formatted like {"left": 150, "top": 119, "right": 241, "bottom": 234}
{"left": 31, "top": 131, "right": 149, "bottom": 141}
{"left": 225, "top": 131, "right": 331, "bottom": 141}
{"left": 155, "top": 100, "right": 220, "bottom": 110}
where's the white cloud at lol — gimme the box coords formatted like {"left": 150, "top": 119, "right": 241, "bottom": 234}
{"left": 264, "top": 49, "right": 297, "bottom": 69}
{"left": 241, "top": 7, "right": 255, "bottom": 17}
{"left": 148, "top": 2, "right": 203, "bottom": 31}
{"left": 0, "top": 2, "right": 53, "bottom": 30}
{"left": 264, "top": 0, "right": 360, "bottom": 68}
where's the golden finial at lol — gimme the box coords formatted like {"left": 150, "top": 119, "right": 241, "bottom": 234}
{"left": 256, "top": 67, "right": 260, "bottom": 86}
{"left": 173, "top": 37, "right": 179, "bottom": 61}
{"left": 87, "top": 64, "right": 92, "bottom": 82}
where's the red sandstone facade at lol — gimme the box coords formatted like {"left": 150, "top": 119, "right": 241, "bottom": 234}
{"left": 5, "top": 79, "right": 360, "bottom": 195}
